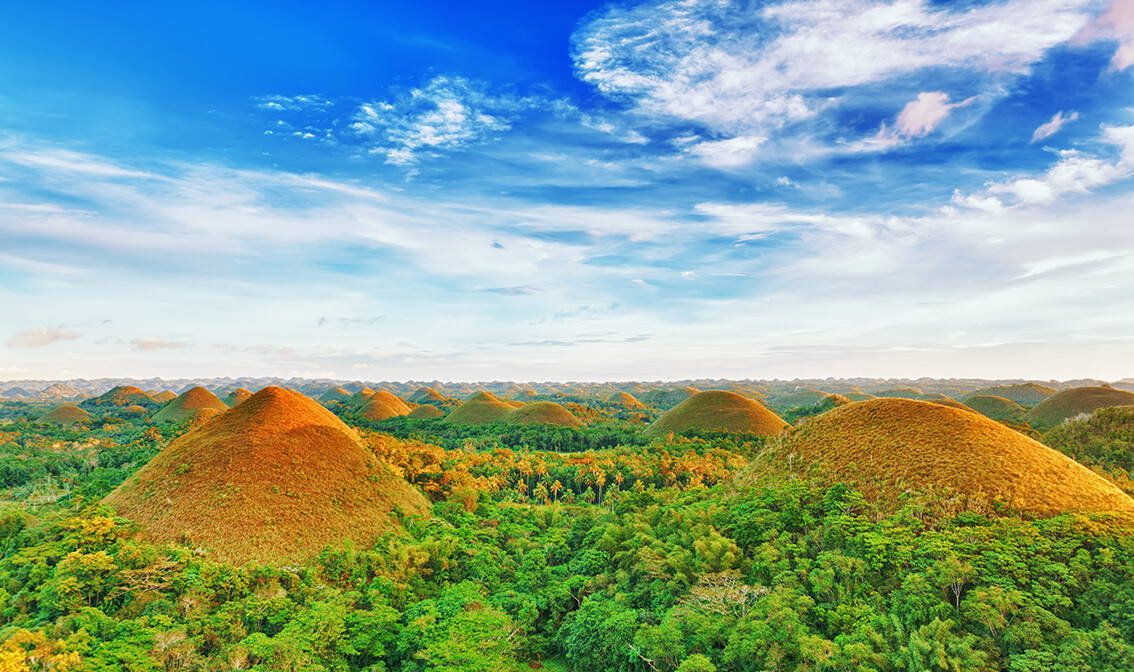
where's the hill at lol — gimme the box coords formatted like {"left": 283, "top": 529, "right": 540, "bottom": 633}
{"left": 36, "top": 404, "right": 91, "bottom": 425}
{"left": 873, "top": 388, "right": 923, "bottom": 399}
{"left": 349, "top": 389, "right": 377, "bottom": 407}
{"left": 103, "top": 386, "right": 429, "bottom": 564}
{"left": 640, "top": 387, "right": 700, "bottom": 410}
{"left": 358, "top": 398, "right": 405, "bottom": 421}
{"left": 644, "top": 391, "right": 788, "bottom": 437}
{"left": 319, "top": 386, "right": 353, "bottom": 404}
{"left": 371, "top": 390, "right": 411, "bottom": 415}
{"left": 407, "top": 404, "right": 444, "bottom": 419}
{"left": 443, "top": 391, "right": 516, "bottom": 425}
{"left": 606, "top": 392, "right": 647, "bottom": 410}
{"left": 152, "top": 387, "right": 229, "bottom": 423}
{"left": 81, "top": 385, "right": 155, "bottom": 409}
{"left": 745, "top": 398, "right": 1134, "bottom": 517}
{"left": 152, "top": 390, "right": 177, "bottom": 403}
{"left": 1025, "top": 386, "right": 1134, "bottom": 430}
{"left": 963, "top": 383, "right": 1057, "bottom": 406}
{"left": 963, "top": 395, "right": 1026, "bottom": 423}
{"left": 504, "top": 401, "right": 584, "bottom": 427}
{"left": 766, "top": 389, "right": 829, "bottom": 412}
{"left": 407, "top": 387, "right": 445, "bottom": 403}
{"left": 223, "top": 388, "right": 253, "bottom": 407}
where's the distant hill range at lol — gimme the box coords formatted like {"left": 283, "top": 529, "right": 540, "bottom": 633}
{"left": 1, "top": 375, "right": 1127, "bottom": 404}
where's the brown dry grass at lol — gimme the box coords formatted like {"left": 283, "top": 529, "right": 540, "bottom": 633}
{"left": 966, "top": 383, "right": 1056, "bottom": 406}
{"left": 964, "top": 395, "right": 1026, "bottom": 422}
{"left": 407, "top": 387, "right": 445, "bottom": 403}
{"left": 152, "top": 387, "right": 229, "bottom": 423}
{"left": 153, "top": 391, "right": 177, "bottom": 403}
{"left": 746, "top": 398, "right": 1134, "bottom": 517}
{"left": 372, "top": 391, "right": 411, "bottom": 415}
{"left": 1025, "top": 386, "right": 1134, "bottom": 429}
{"left": 607, "top": 392, "right": 647, "bottom": 409}
{"left": 644, "top": 391, "right": 788, "bottom": 437}
{"left": 443, "top": 391, "right": 515, "bottom": 425}
{"left": 349, "top": 389, "right": 377, "bottom": 407}
{"left": 319, "top": 386, "right": 353, "bottom": 403}
{"left": 359, "top": 398, "right": 404, "bottom": 421}
{"left": 103, "top": 386, "right": 429, "bottom": 565}
{"left": 37, "top": 404, "right": 91, "bottom": 425}
{"left": 84, "top": 385, "right": 155, "bottom": 408}
{"left": 766, "top": 389, "right": 828, "bottom": 412}
{"left": 505, "top": 401, "right": 584, "bottom": 427}
{"left": 223, "top": 388, "right": 253, "bottom": 407}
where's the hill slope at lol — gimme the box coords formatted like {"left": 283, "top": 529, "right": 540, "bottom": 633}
{"left": 443, "top": 391, "right": 516, "bottom": 425}
{"left": 963, "top": 395, "right": 1026, "bottom": 423}
{"left": 965, "top": 383, "right": 1056, "bottom": 406}
{"left": 1025, "top": 386, "right": 1134, "bottom": 429}
{"left": 746, "top": 398, "right": 1134, "bottom": 517}
{"left": 37, "top": 404, "right": 92, "bottom": 425}
{"left": 103, "top": 387, "right": 429, "bottom": 564}
{"left": 152, "top": 386, "right": 229, "bottom": 423}
{"left": 644, "top": 391, "right": 787, "bottom": 437}
{"left": 505, "top": 401, "right": 584, "bottom": 427}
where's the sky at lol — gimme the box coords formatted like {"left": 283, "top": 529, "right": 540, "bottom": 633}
{"left": 1, "top": 0, "right": 1132, "bottom": 383}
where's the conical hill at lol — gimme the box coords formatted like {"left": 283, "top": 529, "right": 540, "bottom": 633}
{"left": 965, "top": 383, "right": 1056, "bottom": 406}
{"left": 505, "top": 401, "right": 584, "bottom": 427}
{"left": 1025, "top": 386, "right": 1134, "bottom": 430}
{"left": 359, "top": 398, "right": 404, "bottom": 421}
{"left": 746, "top": 398, "right": 1134, "bottom": 517}
{"left": 606, "top": 392, "right": 646, "bottom": 410}
{"left": 371, "top": 391, "right": 411, "bottom": 415}
{"left": 152, "top": 387, "right": 229, "bottom": 423}
{"left": 766, "top": 389, "right": 828, "bottom": 412}
{"left": 223, "top": 388, "right": 253, "bottom": 407}
{"left": 104, "top": 387, "right": 429, "bottom": 564}
{"left": 963, "top": 395, "right": 1026, "bottom": 423}
{"left": 443, "top": 391, "right": 515, "bottom": 425}
{"left": 408, "top": 387, "right": 445, "bottom": 403}
{"left": 644, "top": 391, "right": 788, "bottom": 437}
{"left": 37, "top": 404, "right": 91, "bottom": 425}
{"left": 407, "top": 404, "right": 444, "bottom": 419}
{"left": 82, "top": 385, "right": 155, "bottom": 409}
{"left": 319, "top": 387, "right": 353, "bottom": 404}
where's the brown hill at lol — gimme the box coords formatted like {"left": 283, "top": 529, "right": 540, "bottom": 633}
{"left": 82, "top": 385, "right": 155, "bottom": 409}
{"left": 319, "top": 387, "right": 353, "bottom": 404}
{"left": 223, "top": 388, "right": 253, "bottom": 407}
{"left": 153, "top": 390, "right": 178, "bottom": 403}
{"left": 504, "top": 399, "right": 527, "bottom": 409}
{"left": 408, "top": 387, "right": 445, "bottom": 403}
{"left": 746, "top": 398, "right": 1134, "bottom": 517}
{"left": 965, "top": 383, "right": 1057, "bottom": 406}
{"left": 358, "top": 398, "right": 404, "bottom": 421}
{"left": 37, "top": 404, "right": 91, "bottom": 425}
{"left": 766, "top": 389, "right": 828, "bottom": 412}
{"left": 407, "top": 404, "right": 444, "bottom": 419}
{"left": 1025, "top": 386, "right": 1134, "bottom": 430}
{"left": 873, "top": 388, "right": 923, "bottom": 399}
{"left": 505, "top": 401, "right": 584, "bottom": 427}
{"left": 443, "top": 391, "right": 515, "bottom": 425}
{"left": 103, "top": 386, "right": 429, "bottom": 564}
{"left": 926, "top": 398, "right": 973, "bottom": 412}
{"left": 371, "top": 390, "right": 411, "bottom": 415}
{"left": 349, "top": 389, "right": 377, "bottom": 407}
{"left": 640, "top": 387, "right": 700, "bottom": 410}
{"left": 607, "top": 392, "right": 647, "bottom": 410}
{"left": 152, "top": 387, "right": 229, "bottom": 423}
{"left": 644, "top": 391, "right": 788, "bottom": 437}
{"left": 964, "top": 395, "right": 1026, "bottom": 423}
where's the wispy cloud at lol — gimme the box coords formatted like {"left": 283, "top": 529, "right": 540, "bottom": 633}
{"left": 1031, "top": 110, "right": 1080, "bottom": 143}
{"left": 131, "top": 337, "right": 189, "bottom": 351}
{"left": 6, "top": 326, "right": 79, "bottom": 348}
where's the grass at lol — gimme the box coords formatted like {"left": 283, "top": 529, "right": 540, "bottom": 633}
{"left": 103, "top": 386, "right": 430, "bottom": 565}
{"left": 223, "top": 388, "right": 253, "bottom": 407}
{"left": 408, "top": 387, "right": 445, "bottom": 403}
{"left": 1025, "top": 386, "right": 1134, "bottom": 430}
{"left": 359, "top": 398, "right": 405, "bottom": 421}
{"left": 606, "top": 392, "right": 646, "bottom": 409}
{"left": 964, "top": 383, "right": 1057, "bottom": 406}
{"left": 81, "top": 385, "right": 155, "bottom": 409}
{"left": 319, "top": 386, "right": 353, "bottom": 403}
{"left": 644, "top": 391, "right": 788, "bottom": 437}
{"left": 372, "top": 390, "right": 412, "bottom": 415}
{"left": 745, "top": 398, "right": 1134, "bottom": 518}
{"left": 639, "top": 387, "right": 700, "bottom": 410}
{"left": 765, "top": 389, "right": 828, "bottom": 412}
{"left": 152, "top": 387, "right": 229, "bottom": 423}
{"left": 504, "top": 401, "right": 584, "bottom": 427}
{"left": 963, "top": 395, "right": 1026, "bottom": 423}
{"left": 443, "top": 391, "right": 516, "bottom": 425}
{"left": 36, "top": 404, "right": 91, "bottom": 425}
{"left": 407, "top": 404, "right": 444, "bottom": 419}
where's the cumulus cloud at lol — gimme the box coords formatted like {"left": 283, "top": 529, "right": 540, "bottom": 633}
{"left": 6, "top": 326, "right": 79, "bottom": 347}
{"left": 349, "top": 76, "right": 540, "bottom": 165}
{"left": 1032, "top": 111, "right": 1080, "bottom": 143}
{"left": 130, "top": 338, "right": 188, "bottom": 351}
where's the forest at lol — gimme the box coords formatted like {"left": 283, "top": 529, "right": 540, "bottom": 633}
{"left": 1, "top": 387, "right": 1133, "bottom": 672}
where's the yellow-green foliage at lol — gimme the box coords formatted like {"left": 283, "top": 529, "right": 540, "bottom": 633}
{"left": 645, "top": 391, "right": 788, "bottom": 437}
{"left": 407, "top": 404, "right": 444, "bottom": 419}
{"left": 1025, "top": 386, "right": 1134, "bottom": 430}
{"left": 964, "top": 395, "right": 1026, "bottom": 422}
{"left": 766, "top": 389, "right": 828, "bottom": 412}
{"left": 443, "top": 391, "right": 516, "bottom": 425}
{"left": 408, "top": 386, "right": 445, "bottom": 403}
{"left": 746, "top": 398, "right": 1134, "bottom": 517}
{"left": 372, "top": 390, "right": 412, "bottom": 415}
{"left": 152, "top": 387, "right": 229, "bottom": 423}
{"left": 36, "top": 404, "right": 91, "bottom": 425}
{"left": 504, "top": 401, "right": 584, "bottom": 427}
{"left": 606, "top": 392, "right": 647, "bottom": 409}
{"left": 103, "top": 386, "right": 429, "bottom": 564}
{"left": 873, "top": 388, "right": 923, "bottom": 399}
{"left": 318, "top": 386, "right": 353, "bottom": 403}
{"left": 83, "top": 385, "right": 155, "bottom": 408}
{"left": 965, "top": 383, "right": 1057, "bottom": 406}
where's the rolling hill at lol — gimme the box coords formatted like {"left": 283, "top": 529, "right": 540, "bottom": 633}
{"left": 644, "top": 391, "right": 788, "bottom": 437}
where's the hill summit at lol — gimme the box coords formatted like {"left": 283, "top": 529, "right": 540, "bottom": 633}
{"left": 746, "top": 398, "right": 1134, "bottom": 517}
{"left": 1025, "top": 386, "right": 1134, "bottom": 429}
{"left": 104, "top": 386, "right": 429, "bottom": 564}
{"left": 152, "top": 386, "right": 228, "bottom": 423}
{"left": 644, "top": 391, "right": 788, "bottom": 437}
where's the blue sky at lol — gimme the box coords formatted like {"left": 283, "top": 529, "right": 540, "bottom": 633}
{"left": 2, "top": 0, "right": 1132, "bottom": 382}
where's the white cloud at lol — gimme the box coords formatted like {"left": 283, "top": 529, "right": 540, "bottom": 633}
{"left": 1076, "top": 0, "right": 1134, "bottom": 70}
{"left": 574, "top": 0, "right": 1093, "bottom": 134}
{"left": 688, "top": 135, "right": 767, "bottom": 167}
{"left": 1031, "top": 110, "right": 1080, "bottom": 143}
{"left": 893, "top": 92, "right": 971, "bottom": 138}
{"left": 130, "top": 337, "right": 189, "bottom": 351}
{"left": 348, "top": 76, "right": 539, "bottom": 165}
{"left": 7, "top": 326, "right": 79, "bottom": 347}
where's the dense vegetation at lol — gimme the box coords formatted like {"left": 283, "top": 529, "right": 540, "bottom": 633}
{"left": 1, "top": 400, "right": 1134, "bottom": 671}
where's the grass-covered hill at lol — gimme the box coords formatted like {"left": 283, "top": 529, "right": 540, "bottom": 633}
{"left": 151, "top": 386, "right": 229, "bottom": 423}
{"left": 35, "top": 404, "right": 92, "bottom": 425}
{"left": 964, "top": 394, "right": 1027, "bottom": 423}
{"left": 645, "top": 390, "right": 788, "bottom": 437}
{"left": 103, "top": 386, "right": 430, "bottom": 564}
{"left": 504, "top": 401, "right": 584, "bottom": 427}
{"left": 222, "top": 387, "right": 253, "bottom": 407}
{"left": 443, "top": 391, "right": 517, "bottom": 425}
{"left": 1025, "top": 386, "right": 1134, "bottom": 429}
{"left": 605, "top": 391, "right": 647, "bottom": 409}
{"left": 747, "top": 398, "right": 1134, "bottom": 517}
{"left": 964, "top": 382, "right": 1057, "bottom": 406}
{"left": 407, "top": 403, "right": 444, "bottom": 419}
{"left": 80, "top": 385, "right": 156, "bottom": 410}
